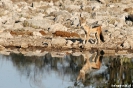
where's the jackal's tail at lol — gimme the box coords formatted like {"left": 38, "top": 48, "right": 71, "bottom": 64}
{"left": 100, "top": 32, "right": 104, "bottom": 42}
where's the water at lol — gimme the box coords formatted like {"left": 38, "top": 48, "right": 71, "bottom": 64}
{"left": 0, "top": 51, "right": 133, "bottom": 88}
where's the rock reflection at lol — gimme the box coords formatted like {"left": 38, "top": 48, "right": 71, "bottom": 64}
{"left": 9, "top": 52, "right": 85, "bottom": 88}
{"left": 0, "top": 51, "right": 133, "bottom": 88}
{"left": 108, "top": 56, "right": 133, "bottom": 88}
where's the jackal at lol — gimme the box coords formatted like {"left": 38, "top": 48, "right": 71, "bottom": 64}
{"left": 80, "top": 18, "right": 104, "bottom": 44}
{"left": 77, "top": 52, "right": 102, "bottom": 82}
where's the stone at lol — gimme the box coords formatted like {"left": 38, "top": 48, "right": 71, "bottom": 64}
{"left": 126, "top": 21, "right": 132, "bottom": 26}
{"left": 117, "top": 50, "right": 128, "bottom": 54}
{"left": 70, "top": 16, "right": 80, "bottom": 27}
{"left": 122, "top": 41, "right": 130, "bottom": 49}
{"left": 49, "top": 23, "right": 67, "bottom": 32}
{"left": 24, "top": 19, "right": 54, "bottom": 29}
{"left": 51, "top": 37, "right": 66, "bottom": 47}
{"left": 46, "top": 6, "right": 59, "bottom": 15}
{"left": 66, "top": 40, "right": 73, "bottom": 48}
{"left": 14, "top": 23, "right": 23, "bottom": 29}
{"left": 0, "top": 45, "right": 5, "bottom": 50}
{"left": 112, "top": 31, "right": 120, "bottom": 37}
{"left": 102, "top": 50, "right": 115, "bottom": 54}
{"left": 33, "top": 31, "right": 42, "bottom": 37}
{"left": 0, "top": 32, "right": 13, "bottom": 38}
{"left": 21, "top": 42, "right": 28, "bottom": 48}
{"left": 98, "top": 0, "right": 106, "bottom": 4}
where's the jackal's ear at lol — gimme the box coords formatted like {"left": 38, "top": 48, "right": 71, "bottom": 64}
{"left": 80, "top": 17, "right": 86, "bottom": 25}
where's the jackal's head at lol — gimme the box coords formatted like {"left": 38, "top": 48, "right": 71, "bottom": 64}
{"left": 80, "top": 17, "right": 92, "bottom": 29}
{"left": 80, "top": 17, "right": 86, "bottom": 26}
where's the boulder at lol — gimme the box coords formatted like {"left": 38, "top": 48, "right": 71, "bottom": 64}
{"left": 122, "top": 40, "right": 130, "bottom": 49}
{"left": 0, "top": 32, "right": 13, "bottom": 38}
{"left": 33, "top": 31, "right": 42, "bottom": 37}
{"left": 46, "top": 6, "right": 59, "bottom": 15}
{"left": 23, "top": 19, "right": 54, "bottom": 29}
{"left": 51, "top": 37, "right": 66, "bottom": 47}
{"left": 21, "top": 42, "right": 28, "bottom": 48}
{"left": 66, "top": 40, "right": 73, "bottom": 48}
{"left": 0, "top": 45, "right": 5, "bottom": 50}
{"left": 49, "top": 23, "right": 67, "bottom": 32}
{"left": 111, "top": 30, "right": 120, "bottom": 38}
{"left": 70, "top": 16, "right": 80, "bottom": 27}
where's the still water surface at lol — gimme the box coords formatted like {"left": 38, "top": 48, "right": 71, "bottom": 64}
{"left": 0, "top": 51, "right": 133, "bottom": 88}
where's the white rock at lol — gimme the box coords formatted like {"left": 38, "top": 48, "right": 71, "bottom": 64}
{"left": 49, "top": 23, "right": 67, "bottom": 32}
{"left": 14, "top": 23, "right": 23, "bottom": 29}
{"left": 72, "top": 52, "right": 82, "bottom": 56}
{"left": 65, "top": 5, "right": 81, "bottom": 11}
{"left": 33, "top": 31, "right": 42, "bottom": 36}
{"left": 70, "top": 16, "right": 80, "bottom": 27}
{"left": 0, "top": 32, "right": 13, "bottom": 38}
{"left": 98, "top": 0, "right": 106, "bottom": 4}
{"left": 123, "top": 41, "right": 130, "bottom": 49}
{"left": 51, "top": 37, "right": 66, "bottom": 46}
{"left": 46, "top": 6, "right": 59, "bottom": 14}
{"left": 25, "top": 19, "right": 54, "bottom": 29}
{"left": 32, "top": 13, "right": 44, "bottom": 20}
{"left": 66, "top": 40, "right": 73, "bottom": 47}
{"left": 21, "top": 42, "right": 28, "bottom": 48}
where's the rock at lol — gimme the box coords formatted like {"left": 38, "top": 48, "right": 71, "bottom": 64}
{"left": 122, "top": 40, "right": 130, "bottom": 49}
{"left": 51, "top": 51, "right": 66, "bottom": 58}
{"left": 51, "top": 37, "right": 66, "bottom": 47}
{"left": 0, "top": 45, "right": 5, "bottom": 50}
{"left": 126, "top": 21, "right": 132, "bottom": 26}
{"left": 117, "top": 50, "right": 128, "bottom": 54}
{"left": 111, "top": 31, "right": 120, "bottom": 38}
{"left": 49, "top": 23, "right": 67, "bottom": 32}
{"left": 33, "top": 31, "right": 42, "bottom": 37}
{"left": 66, "top": 40, "right": 73, "bottom": 48}
{"left": 24, "top": 19, "right": 54, "bottom": 29}
{"left": 102, "top": 50, "right": 115, "bottom": 54}
{"left": 54, "top": 11, "right": 71, "bottom": 23}
{"left": 32, "top": 13, "right": 44, "bottom": 20}
{"left": 14, "top": 23, "right": 23, "bottom": 29}
{"left": 65, "top": 5, "right": 81, "bottom": 12}
{"left": 21, "top": 42, "right": 28, "bottom": 48}
{"left": 104, "top": 35, "right": 110, "bottom": 42}
{"left": 72, "top": 40, "right": 80, "bottom": 48}
{"left": 0, "top": 50, "right": 10, "bottom": 55}
{"left": 72, "top": 52, "right": 82, "bottom": 56}
{"left": 46, "top": 6, "right": 59, "bottom": 15}
{"left": 24, "top": 50, "right": 48, "bottom": 56}
{"left": 126, "top": 37, "right": 133, "bottom": 49}
{"left": 83, "top": 42, "right": 91, "bottom": 49}
{"left": 0, "top": 0, "right": 13, "bottom": 10}
{"left": 0, "top": 32, "right": 13, "bottom": 38}
{"left": 98, "top": 0, "right": 106, "bottom": 4}
{"left": 70, "top": 15, "right": 80, "bottom": 27}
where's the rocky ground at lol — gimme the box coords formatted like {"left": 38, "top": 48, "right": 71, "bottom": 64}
{"left": 1, "top": 0, "right": 133, "bottom": 55}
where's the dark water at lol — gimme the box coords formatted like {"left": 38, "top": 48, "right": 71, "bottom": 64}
{"left": 0, "top": 51, "right": 133, "bottom": 88}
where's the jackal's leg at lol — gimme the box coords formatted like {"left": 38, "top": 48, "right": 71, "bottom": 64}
{"left": 83, "top": 34, "right": 87, "bottom": 44}
{"left": 77, "top": 70, "right": 85, "bottom": 82}
{"left": 90, "top": 56, "right": 101, "bottom": 69}
{"left": 86, "top": 31, "right": 90, "bottom": 44}
{"left": 97, "top": 31, "right": 101, "bottom": 44}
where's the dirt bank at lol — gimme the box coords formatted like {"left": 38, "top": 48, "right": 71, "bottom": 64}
{"left": 0, "top": 0, "right": 133, "bottom": 55}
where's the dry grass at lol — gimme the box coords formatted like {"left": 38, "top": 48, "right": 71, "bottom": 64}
{"left": 53, "top": 31, "right": 80, "bottom": 38}
{"left": 10, "top": 30, "right": 33, "bottom": 36}
{"left": 39, "top": 30, "right": 46, "bottom": 36}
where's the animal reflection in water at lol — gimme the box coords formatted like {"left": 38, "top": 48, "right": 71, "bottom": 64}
{"left": 76, "top": 51, "right": 103, "bottom": 83}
